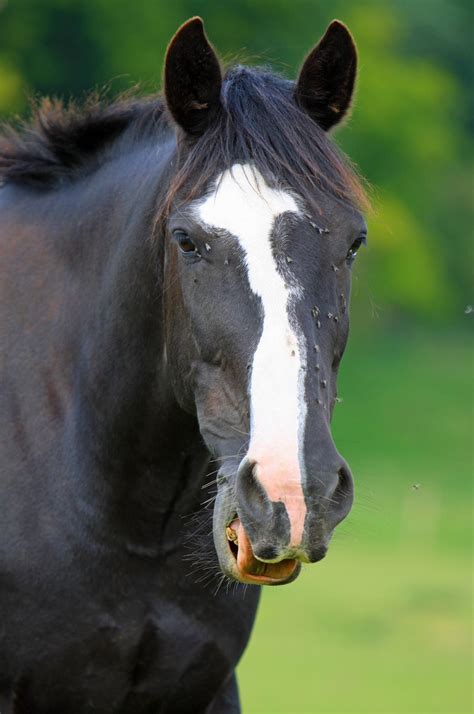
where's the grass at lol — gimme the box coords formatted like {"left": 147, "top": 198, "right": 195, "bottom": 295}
{"left": 237, "top": 330, "right": 472, "bottom": 714}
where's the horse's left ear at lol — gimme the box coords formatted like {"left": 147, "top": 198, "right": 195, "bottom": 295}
{"left": 164, "top": 17, "right": 222, "bottom": 137}
{"left": 295, "top": 20, "right": 357, "bottom": 131}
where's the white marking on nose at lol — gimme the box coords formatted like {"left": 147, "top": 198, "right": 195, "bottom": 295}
{"left": 196, "top": 164, "right": 307, "bottom": 546}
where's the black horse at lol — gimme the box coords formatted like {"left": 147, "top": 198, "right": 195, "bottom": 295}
{"left": 0, "top": 17, "right": 368, "bottom": 713}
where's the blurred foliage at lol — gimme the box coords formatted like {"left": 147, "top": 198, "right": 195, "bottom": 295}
{"left": 0, "top": 0, "right": 472, "bottom": 325}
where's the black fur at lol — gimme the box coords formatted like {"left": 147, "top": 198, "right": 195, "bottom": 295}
{"left": 0, "top": 17, "right": 367, "bottom": 713}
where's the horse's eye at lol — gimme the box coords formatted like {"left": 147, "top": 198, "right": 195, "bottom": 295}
{"left": 346, "top": 234, "right": 367, "bottom": 263}
{"left": 173, "top": 230, "right": 198, "bottom": 255}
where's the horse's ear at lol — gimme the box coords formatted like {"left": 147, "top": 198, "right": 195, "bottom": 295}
{"left": 164, "top": 17, "right": 222, "bottom": 137}
{"left": 295, "top": 20, "right": 357, "bottom": 131}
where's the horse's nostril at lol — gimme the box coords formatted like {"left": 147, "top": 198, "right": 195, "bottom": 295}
{"left": 306, "top": 543, "right": 328, "bottom": 563}
{"left": 325, "top": 464, "right": 354, "bottom": 528}
{"left": 237, "top": 459, "right": 271, "bottom": 520}
{"left": 334, "top": 465, "right": 353, "bottom": 506}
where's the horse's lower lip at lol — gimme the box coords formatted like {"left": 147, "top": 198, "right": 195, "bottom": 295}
{"left": 226, "top": 517, "right": 298, "bottom": 585}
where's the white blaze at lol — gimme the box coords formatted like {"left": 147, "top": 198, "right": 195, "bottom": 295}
{"left": 197, "top": 164, "right": 307, "bottom": 546}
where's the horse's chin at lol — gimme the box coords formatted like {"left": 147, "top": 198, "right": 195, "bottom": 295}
{"left": 213, "top": 488, "right": 301, "bottom": 587}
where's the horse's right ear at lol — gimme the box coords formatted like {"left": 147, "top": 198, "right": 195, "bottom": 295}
{"left": 295, "top": 20, "right": 357, "bottom": 131}
{"left": 164, "top": 17, "right": 222, "bottom": 137}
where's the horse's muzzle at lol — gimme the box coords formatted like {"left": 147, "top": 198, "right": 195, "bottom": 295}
{"left": 212, "top": 474, "right": 302, "bottom": 586}
{"left": 225, "top": 516, "right": 300, "bottom": 584}
{"left": 212, "top": 452, "right": 353, "bottom": 585}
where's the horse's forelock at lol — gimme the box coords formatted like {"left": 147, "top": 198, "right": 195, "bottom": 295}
{"left": 162, "top": 66, "right": 369, "bottom": 221}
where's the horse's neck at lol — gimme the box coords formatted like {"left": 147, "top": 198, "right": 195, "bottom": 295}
{"left": 64, "top": 146, "right": 212, "bottom": 543}
{"left": 1, "top": 141, "right": 209, "bottom": 548}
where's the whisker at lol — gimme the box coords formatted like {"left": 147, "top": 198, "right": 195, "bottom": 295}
{"left": 214, "top": 575, "right": 227, "bottom": 596}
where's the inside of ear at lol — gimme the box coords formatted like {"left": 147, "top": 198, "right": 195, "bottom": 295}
{"left": 164, "top": 17, "right": 222, "bottom": 137}
{"left": 295, "top": 20, "right": 357, "bottom": 132}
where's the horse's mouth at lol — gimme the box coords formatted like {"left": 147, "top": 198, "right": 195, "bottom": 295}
{"left": 225, "top": 516, "right": 300, "bottom": 585}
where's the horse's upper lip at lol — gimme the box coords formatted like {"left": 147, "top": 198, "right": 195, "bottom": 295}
{"left": 225, "top": 517, "right": 299, "bottom": 585}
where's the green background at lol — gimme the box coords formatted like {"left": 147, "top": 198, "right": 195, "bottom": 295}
{"left": 1, "top": 1, "right": 471, "bottom": 712}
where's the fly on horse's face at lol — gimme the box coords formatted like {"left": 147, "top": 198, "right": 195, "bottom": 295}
{"left": 163, "top": 18, "right": 367, "bottom": 586}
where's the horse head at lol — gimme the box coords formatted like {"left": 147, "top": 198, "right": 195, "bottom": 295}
{"left": 162, "top": 18, "right": 367, "bottom": 585}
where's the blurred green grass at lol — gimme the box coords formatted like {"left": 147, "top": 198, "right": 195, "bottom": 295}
{"left": 238, "top": 331, "right": 472, "bottom": 714}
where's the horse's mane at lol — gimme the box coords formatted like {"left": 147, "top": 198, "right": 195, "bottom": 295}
{"left": 0, "top": 92, "right": 164, "bottom": 188}
{"left": 0, "top": 67, "right": 369, "bottom": 211}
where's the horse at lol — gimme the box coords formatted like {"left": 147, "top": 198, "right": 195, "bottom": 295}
{"left": 0, "top": 16, "right": 368, "bottom": 713}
